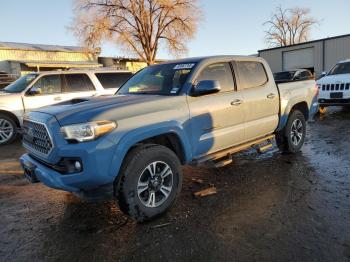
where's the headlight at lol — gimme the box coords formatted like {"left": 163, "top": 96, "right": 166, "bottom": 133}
{"left": 61, "top": 121, "right": 117, "bottom": 142}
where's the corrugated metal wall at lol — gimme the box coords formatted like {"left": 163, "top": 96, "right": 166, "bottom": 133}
{"left": 259, "top": 35, "right": 350, "bottom": 77}
{"left": 324, "top": 36, "right": 350, "bottom": 70}
{"left": 259, "top": 42, "right": 323, "bottom": 76}
{"left": 0, "top": 49, "right": 96, "bottom": 62}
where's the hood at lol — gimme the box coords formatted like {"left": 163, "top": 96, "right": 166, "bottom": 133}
{"left": 317, "top": 73, "right": 350, "bottom": 84}
{"left": 0, "top": 91, "right": 21, "bottom": 103}
{"left": 34, "top": 94, "right": 177, "bottom": 126}
{"left": 0, "top": 90, "right": 18, "bottom": 96}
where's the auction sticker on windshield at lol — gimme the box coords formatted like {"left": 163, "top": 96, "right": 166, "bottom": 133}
{"left": 173, "top": 63, "right": 195, "bottom": 70}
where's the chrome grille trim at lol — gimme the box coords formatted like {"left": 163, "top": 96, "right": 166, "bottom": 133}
{"left": 22, "top": 119, "right": 53, "bottom": 157}
{"left": 321, "top": 83, "right": 350, "bottom": 91}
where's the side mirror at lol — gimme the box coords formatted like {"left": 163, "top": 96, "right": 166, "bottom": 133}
{"left": 191, "top": 80, "right": 221, "bottom": 97}
{"left": 321, "top": 72, "right": 327, "bottom": 77}
{"left": 27, "top": 87, "right": 41, "bottom": 96}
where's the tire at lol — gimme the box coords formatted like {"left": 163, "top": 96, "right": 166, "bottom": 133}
{"left": 276, "top": 110, "right": 306, "bottom": 154}
{"left": 116, "top": 144, "right": 182, "bottom": 222}
{"left": 0, "top": 113, "right": 18, "bottom": 145}
{"left": 319, "top": 106, "right": 327, "bottom": 114}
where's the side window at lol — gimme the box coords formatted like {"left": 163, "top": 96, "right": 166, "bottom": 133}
{"left": 30, "top": 75, "right": 61, "bottom": 95}
{"left": 237, "top": 61, "right": 268, "bottom": 89}
{"left": 196, "top": 63, "right": 235, "bottom": 92}
{"left": 95, "top": 72, "right": 133, "bottom": 89}
{"left": 64, "top": 74, "right": 95, "bottom": 92}
{"left": 301, "top": 71, "right": 311, "bottom": 79}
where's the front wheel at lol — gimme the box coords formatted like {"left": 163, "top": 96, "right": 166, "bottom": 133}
{"left": 276, "top": 110, "right": 306, "bottom": 154}
{"left": 116, "top": 144, "right": 182, "bottom": 222}
{"left": 0, "top": 113, "right": 17, "bottom": 145}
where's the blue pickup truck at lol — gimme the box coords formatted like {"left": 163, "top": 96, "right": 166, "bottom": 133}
{"left": 20, "top": 56, "right": 319, "bottom": 222}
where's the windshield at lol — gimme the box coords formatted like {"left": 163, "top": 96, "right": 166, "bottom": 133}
{"left": 117, "top": 62, "right": 196, "bottom": 96}
{"left": 328, "top": 62, "right": 350, "bottom": 75}
{"left": 274, "top": 71, "right": 295, "bottom": 81}
{"left": 3, "top": 74, "right": 38, "bottom": 93}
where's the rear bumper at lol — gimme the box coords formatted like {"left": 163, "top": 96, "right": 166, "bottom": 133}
{"left": 310, "top": 101, "right": 319, "bottom": 119}
{"left": 318, "top": 98, "right": 350, "bottom": 107}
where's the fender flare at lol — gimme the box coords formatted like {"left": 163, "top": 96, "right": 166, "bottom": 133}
{"left": 277, "top": 98, "right": 311, "bottom": 131}
{"left": 108, "top": 121, "right": 192, "bottom": 178}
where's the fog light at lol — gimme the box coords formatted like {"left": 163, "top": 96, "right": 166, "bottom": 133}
{"left": 53, "top": 158, "right": 83, "bottom": 174}
{"left": 74, "top": 161, "right": 82, "bottom": 171}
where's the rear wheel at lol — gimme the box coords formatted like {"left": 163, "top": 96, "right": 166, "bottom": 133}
{"left": 276, "top": 110, "right": 306, "bottom": 154}
{"left": 116, "top": 144, "right": 182, "bottom": 222}
{"left": 0, "top": 113, "right": 17, "bottom": 145}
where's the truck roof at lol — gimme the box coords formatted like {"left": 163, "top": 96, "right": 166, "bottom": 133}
{"left": 158, "top": 55, "right": 265, "bottom": 65}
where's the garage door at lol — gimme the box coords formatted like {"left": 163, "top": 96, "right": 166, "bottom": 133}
{"left": 283, "top": 48, "right": 314, "bottom": 70}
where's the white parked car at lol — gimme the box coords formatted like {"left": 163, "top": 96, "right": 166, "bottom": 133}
{"left": 317, "top": 59, "right": 350, "bottom": 113}
{"left": 0, "top": 69, "right": 132, "bottom": 145}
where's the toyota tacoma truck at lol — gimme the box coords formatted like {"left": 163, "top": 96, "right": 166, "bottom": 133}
{"left": 317, "top": 59, "right": 350, "bottom": 113}
{"left": 20, "top": 56, "right": 319, "bottom": 222}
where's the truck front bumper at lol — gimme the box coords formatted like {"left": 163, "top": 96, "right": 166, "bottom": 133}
{"left": 318, "top": 98, "right": 350, "bottom": 107}
{"left": 20, "top": 153, "right": 80, "bottom": 192}
{"left": 20, "top": 153, "right": 116, "bottom": 201}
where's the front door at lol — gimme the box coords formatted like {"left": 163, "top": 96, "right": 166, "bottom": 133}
{"left": 187, "top": 62, "right": 245, "bottom": 158}
{"left": 23, "top": 74, "right": 65, "bottom": 111}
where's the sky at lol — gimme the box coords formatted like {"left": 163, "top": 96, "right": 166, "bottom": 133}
{"left": 0, "top": 0, "right": 349, "bottom": 59}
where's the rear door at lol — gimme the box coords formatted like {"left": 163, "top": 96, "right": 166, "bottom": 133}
{"left": 23, "top": 74, "right": 64, "bottom": 111}
{"left": 187, "top": 62, "right": 245, "bottom": 158}
{"left": 62, "top": 73, "right": 97, "bottom": 100}
{"left": 234, "top": 60, "right": 279, "bottom": 141}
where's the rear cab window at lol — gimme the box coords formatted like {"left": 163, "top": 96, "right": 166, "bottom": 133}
{"left": 236, "top": 61, "right": 268, "bottom": 89}
{"left": 95, "top": 72, "right": 133, "bottom": 89}
{"left": 63, "top": 74, "right": 95, "bottom": 92}
{"left": 196, "top": 62, "right": 235, "bottom": 92}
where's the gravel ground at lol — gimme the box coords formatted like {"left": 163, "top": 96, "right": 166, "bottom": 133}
{"left": 1, "top": 107, "right": 350, "bottom": 262}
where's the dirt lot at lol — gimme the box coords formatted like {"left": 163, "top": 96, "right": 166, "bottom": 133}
{"left": 1, "top": 107, "right": 350, "bottom": 262}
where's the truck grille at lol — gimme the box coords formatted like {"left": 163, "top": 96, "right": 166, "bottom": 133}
{"left": 22, "top": 120, "right": 53, "bottom": 156}
{"left": 321, "top": 83, "right": 350, "bottom": 91}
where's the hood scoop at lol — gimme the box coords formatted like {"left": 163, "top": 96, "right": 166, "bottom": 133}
{"left": 57, "top": 98, "right": 91, "bottom": 105}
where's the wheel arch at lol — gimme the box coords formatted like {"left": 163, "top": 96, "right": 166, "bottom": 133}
{"left": 109, "top": 124, "right": 192, "bottom": 179}
{"left": 277, "top": 101, "right": 309, "bottom": 131}
{"left": 0, "top": 110, "right": 20, "bottom": 127}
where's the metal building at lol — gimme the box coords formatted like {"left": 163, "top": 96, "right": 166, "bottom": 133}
{"left": 98, "top": 57, "right": 165, "bottom": 73}
{"left": 258, "top": 34, "right": 350, "bottom": 77}
{"left": 0, "top": 41, "right": 102, "bottom": 78}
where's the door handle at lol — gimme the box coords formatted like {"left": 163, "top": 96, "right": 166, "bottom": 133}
{"left": 267, "top": 93, "right": 276, "bottom": 99}
{"left": 231, "top": 99, "right": 242, "bottom": 106}
{"left": 54, "top": 97, "right": 62, "bottom": 101}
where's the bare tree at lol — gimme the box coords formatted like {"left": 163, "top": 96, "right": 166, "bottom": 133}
{"left": 263, "top": 6, "right": 319, "bottom": 47}
{"left": 72, "top": 0, "right": 202, "bottom": 65}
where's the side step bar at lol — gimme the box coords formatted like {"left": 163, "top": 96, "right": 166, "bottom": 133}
{"left": 193, "top": 134, "right": 275, "bottom": 167}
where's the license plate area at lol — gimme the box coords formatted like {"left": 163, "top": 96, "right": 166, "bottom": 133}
{"left": 22, "top": 161, "right": 39, "bottom": 183}
{"left": 330, "top": 92, "right": 343, "bottom": 99}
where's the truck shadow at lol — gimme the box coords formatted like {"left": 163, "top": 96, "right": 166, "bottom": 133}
{"left": 40, "top": 148, "right": 326, "bottom": 261}
{"left": 8, "top": 110, "right": 350, "bottom": 261}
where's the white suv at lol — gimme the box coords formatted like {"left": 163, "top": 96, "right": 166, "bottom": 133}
{"left": 0, "top": 69, "right": 132, "bottom": 145}
{"left": 317, "top": 60, "right": 350, "bottom": 113}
